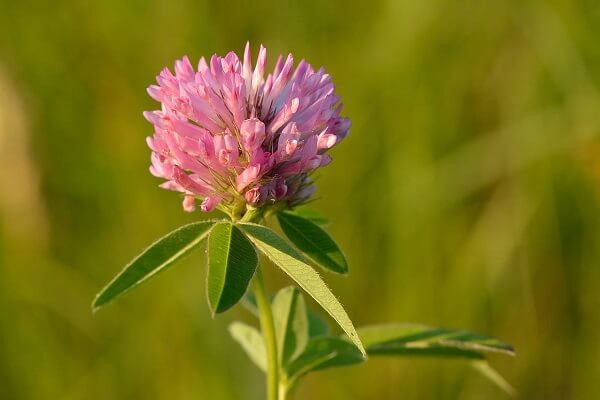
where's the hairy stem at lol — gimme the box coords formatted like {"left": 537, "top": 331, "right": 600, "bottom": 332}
{"left": 253, "top": 267, "right": 279, "bottom": 400}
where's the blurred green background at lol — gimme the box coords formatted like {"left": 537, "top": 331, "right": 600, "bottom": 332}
{"left": 1, "top": 0, "right": 600, "bottom": 398}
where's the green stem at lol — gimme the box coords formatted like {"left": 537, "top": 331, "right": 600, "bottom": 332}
{"left": 253, "top": 267, "right": 279, "bottom": 400}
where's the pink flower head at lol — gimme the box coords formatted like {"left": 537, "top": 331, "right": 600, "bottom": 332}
{"left": 144, "top": 43, "right": 350, "bottom": 215}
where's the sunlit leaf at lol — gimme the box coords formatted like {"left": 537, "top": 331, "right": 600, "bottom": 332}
{"left": 93, "top": 220, "right": 217, "bottom": 311}
{"left": 272, "top": 286, "right": 309, "bottom": 366}
{"left": 207, "top": 222, "right": 258, "bottom": 314}
{"left": 229, "top": 321, "right": 267, "bottom": 372}
{"left": 239, "top": 223, "right": 365, "bottom": 357}
{"left": 277, "top": 212, "right": 348, "bottom": 274}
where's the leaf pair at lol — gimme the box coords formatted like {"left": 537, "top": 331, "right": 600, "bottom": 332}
{"left": 92, "top": 215, "right": 365, "bottom": 355}
{"left": 91, "top": 220, "right": 257, "bottom": 316}
{"left": 92, "top": 220, "right": 216, "bottom": 311}
{"left": 231, "top": 288, "right": 516, "bottom": 396}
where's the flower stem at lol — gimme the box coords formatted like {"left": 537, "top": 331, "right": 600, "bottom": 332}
{"left": 253, "top": 267, "right": 279, "bottom": 400}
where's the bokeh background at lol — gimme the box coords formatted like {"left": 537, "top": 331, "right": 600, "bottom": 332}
{"left": 1, "top": 0, "right": 600, "bottom": 399}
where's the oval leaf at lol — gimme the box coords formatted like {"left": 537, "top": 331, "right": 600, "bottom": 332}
{"left": 358, "top": 323, "right": 515, "bottom": 358}
{"left": 277, "top": 212, "right": 348, "bottom": 274}
{"left": 272, "top": 287, "right": 309, "bottom": 367}
{"left": 239, "top": 223, "right": 365, "bottom": 357}
{"left": 93, "top": 220, "right": 217, "bottom": 311}
{"left": 229, "top": 321, "right": 267, "bottom": 372}
{"left": 207, "top": 222, "right": 258, "bottom": 314}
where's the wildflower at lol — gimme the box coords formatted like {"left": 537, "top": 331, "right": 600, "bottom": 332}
{"left": 144, "top": 43, "right": 350, "bottom": 217}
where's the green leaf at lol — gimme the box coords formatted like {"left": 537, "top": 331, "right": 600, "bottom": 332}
{"left": 272, "top": 287, "right": 309, "bottom": 367}
{"left": 286, "top": 337, "right": 365, "bottom": 379}
{"left": 229, "top": 321, "right": 267, "bottom": 372}
{"left": 93, "top": 220, "right": 217, "bottom": 311}
{"left": 277, "top": 212, "right": 348, "bottom": 274}
{"left": 287, "top": 207, "right": 329, "bottom": 225}
{"left": 207, "top": 222, "right": 258, "bottom": 315}
{"left": 284, "top": 324, "right": 514, "bottom": 397}
{"left": 239, "top": 223, "right": 366, "bottom": 357}
{"left": 357, "top": 323, "right": 515, "bottom": 359}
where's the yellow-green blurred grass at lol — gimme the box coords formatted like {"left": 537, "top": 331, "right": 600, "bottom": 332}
{"left": 1, "top": 0, "right": 600, "bottom": 398}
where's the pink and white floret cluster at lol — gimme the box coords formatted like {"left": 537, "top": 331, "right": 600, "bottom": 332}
{"left": 143, "top": 43, "right": 350, "bottom": 217}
